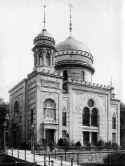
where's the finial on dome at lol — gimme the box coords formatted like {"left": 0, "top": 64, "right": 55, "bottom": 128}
{"left": 110, "top": 76, "right": 113, "bottom": 86}
{"left": 42, "top": 0, "right": 46, "bottom": 29}
{"left": 69, "top": 3, "right": 73, "bottom": 35}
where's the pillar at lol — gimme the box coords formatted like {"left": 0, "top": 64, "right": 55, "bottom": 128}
{"left": 89, "top": 132, "right": 92, "bottom": 144}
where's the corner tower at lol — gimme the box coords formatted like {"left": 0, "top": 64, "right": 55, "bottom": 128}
{"left": 32, "top": 4, "right": 55, "bottom": 72}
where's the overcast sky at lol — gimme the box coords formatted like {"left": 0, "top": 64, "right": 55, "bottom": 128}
{"left": 0, "top": 0, "right": 124, "bottom": 102}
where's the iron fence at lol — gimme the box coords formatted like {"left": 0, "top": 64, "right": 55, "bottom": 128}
{"left": 4, "top": 148, "right": 125, "bottom": 166}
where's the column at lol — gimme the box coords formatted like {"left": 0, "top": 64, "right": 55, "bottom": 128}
{"left": 89, "top": 132, "right": 92, "bottom": 144}
{"left": 50, "top": 54, "right": 53, "bottom": 66}
{"left": 43, "top": 53, "right": 46, "bottom": 66}
{"left": 36, "top": 54, "right": 39, "bottom": 65}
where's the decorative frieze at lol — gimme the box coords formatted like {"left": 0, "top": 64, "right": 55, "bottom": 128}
{"left": 68, "top": 78, "right": 113, "bottom": 91}
{"left": 41, "top": 79, "right": 60, "bottom": 89}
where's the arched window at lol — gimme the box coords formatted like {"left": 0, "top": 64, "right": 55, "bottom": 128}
{"left": 14, "top": 101, "right": 19, "bottom": 117}
{"left": 44, "top": 99, "right": 56, "bottom": 121}
{"left": 88, "top": 99, "right": 94, "bottom": 107}
{"left": 46, "top": 53, "right": 51, "bottom": 66}
{"left": 82, "top": 107, "right": 90, "bottom": 126}
{"left": 91, "top": 108, "right": 98, "bottom": 127}
{"left": 112, "top": 113, "right": 116, "bottom": 129}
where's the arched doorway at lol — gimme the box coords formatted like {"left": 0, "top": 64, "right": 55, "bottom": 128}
{"left": 43, "top": 99, "right": 56, "bottom": 145}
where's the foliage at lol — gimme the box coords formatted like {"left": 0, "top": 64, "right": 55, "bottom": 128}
{"left": 104, "top": 141, "right": 112, "bottom": 149}
{"left": 57, "top": 138, "right": 70, "bottom": 151}
{"left": 75, "top": 141, "right": 81, "bottom": 148}
{"left": 103, "top": 152, "right": 125, "bottom": 165}
{"left": 0, "top": 100, "right": 9, "bottom": 149}
{"left": 57, "top": 138, "right": 69, "bottom": 146}
{"left": 96, "top": 140, "right": 105, "bottom": 148}
{"left": 85, "top": 142, "right": 91, "bottom": 150}
{"left": 112, "top": 143, "right": 119, "bottom": 150}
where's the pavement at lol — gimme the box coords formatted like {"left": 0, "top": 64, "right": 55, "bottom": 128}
{"left": 7, "top": 149, "right": 78, "bottom": 166}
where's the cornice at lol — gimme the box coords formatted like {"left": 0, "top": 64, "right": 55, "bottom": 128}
{"left": 67, "top": 78, "right": 114, "bottom": 91}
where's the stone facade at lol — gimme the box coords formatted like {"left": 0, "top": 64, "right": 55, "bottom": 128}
{"left": 9, "top": 27, "right": 120, "bottom": 147}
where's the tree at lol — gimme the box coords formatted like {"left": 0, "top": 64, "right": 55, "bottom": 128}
{"left": 0, "top": 98, "right": 9, "bottom": 149}
{"left": 103, "top": 152, "right": 125, "bottom": 165}
{"left": 120, "top": 102, "right": 125, "bottom": 148}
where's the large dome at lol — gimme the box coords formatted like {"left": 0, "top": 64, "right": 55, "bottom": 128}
{"left": 55, "top": 35, "right": 94, "bottom": 74}
{"left": 56, "top": 36, "right": 90, "bottom": 53}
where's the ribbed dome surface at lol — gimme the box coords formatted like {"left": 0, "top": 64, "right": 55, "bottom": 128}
{"left": 38, "top": 29, "right": 53, "bottom": 38}
{"left": 33, "top": 28, "right": 55, "bottom": 46}
{"left": 56, "top": 36, "right": 90, "bottom": 52}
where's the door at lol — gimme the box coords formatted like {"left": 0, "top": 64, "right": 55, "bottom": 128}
{"left": 45, "top": 129, "right": 55, "bottom": 145}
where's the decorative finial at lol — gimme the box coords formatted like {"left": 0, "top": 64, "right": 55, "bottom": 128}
{"left": 42, "top": 0, "right": 46, "bottom": 29}
{"left": 110, "top": 76, "right": 112, "bottom": 86}
{"left": 69, "top": 3, "right": 73, "bottom": 35}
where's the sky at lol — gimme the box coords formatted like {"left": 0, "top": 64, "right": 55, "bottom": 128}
{"left": 0, "top": 0, "right": 124, "bottom": 102}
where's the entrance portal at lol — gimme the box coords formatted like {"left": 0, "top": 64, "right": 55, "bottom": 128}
{"left": 45, "top": 129, "right": 55, "bottom": 145}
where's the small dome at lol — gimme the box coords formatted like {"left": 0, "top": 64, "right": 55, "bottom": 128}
{"left": 33, "top": 29, "right": 55, "bottom": 47}
{"left": 56, "top": 36, "right": 90, "bottom": 52}
{"left": 37, "top": 29, "right": 53, "bottom": 38}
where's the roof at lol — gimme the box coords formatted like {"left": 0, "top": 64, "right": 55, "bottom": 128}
{"left": 38, "top": 29, "right": 53, "bottom": 38}
{"left": 56, "top": 36, "right": 90, "bottom": 52}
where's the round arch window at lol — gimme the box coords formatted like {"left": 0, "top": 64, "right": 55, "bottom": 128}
{"left": 82, "top": 107, "right": 90, "bottom": 126}
{"left": 91, "top": 108, "right": 98, "bottom": 127}
{"left": 88, "top": 99, "right": 94, "bottom": 107}
{"left": 43, "top": 99, "right": 56, "bottom": 121}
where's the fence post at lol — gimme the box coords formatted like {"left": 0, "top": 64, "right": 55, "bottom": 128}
{"left": 24, "top": 149, "right": 26, "bottom": 161}
{"left": 33, "top": 149, "right": 35, "bottom": 163}
{"left": 44, "top": 153, "right": 46, "bottom": 166}
{"left": 55, "top": 150, "right": 56, "bottom": 159}
{"left": 51, "top": 160, "right": 54, "bottom": 166}
{"left": 77, "top": 153, "right": 79, "bottom": 165}
{"left": 65, "top": 151, "right": 66, "bottom": 161}
{"left": 17, "top": 149, "right": 19, "bottom": 159}
{"left": 48, "top": 154, "right": 51, "bottom": 166}
{"left": 71, "top": 158, "right": 73, "bottom": 166}
{"left": 12, "top": 147, "right": 13, "bottom": 157}
{"left": 60, "top": 156, "right": 63, "bottom": 166}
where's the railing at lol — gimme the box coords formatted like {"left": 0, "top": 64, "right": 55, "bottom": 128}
{"left": 6, "top": 148, "right": 78, "bottom": 166}
{"left": 5, "top": 148, "right": 125, "bottom": 166}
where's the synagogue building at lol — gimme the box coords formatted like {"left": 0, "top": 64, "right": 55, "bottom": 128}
{"left": 9, "top": 6, "right": 120, "bottom": 147}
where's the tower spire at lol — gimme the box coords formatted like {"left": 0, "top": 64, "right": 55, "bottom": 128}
{"left": 110, "top": 76, "right": 113, "bottom": 87}
{"left": 42, "top": 0, "right": 46, "bottom": 29}
{"left": 69, "top": 3, "right": 73, "bottom": 35}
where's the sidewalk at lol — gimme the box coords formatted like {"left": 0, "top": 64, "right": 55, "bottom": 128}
{"left": 7, "top": 149, "right": 78, "bottom": 166}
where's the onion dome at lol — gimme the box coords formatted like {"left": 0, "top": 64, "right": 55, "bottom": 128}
{"left": 33, "top": 29, "right": 55, "bottom": 48}
{"left": 55, "top": 35, "right": 95, "bottom": 73}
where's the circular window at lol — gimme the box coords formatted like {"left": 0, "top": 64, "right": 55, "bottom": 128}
{"left": 88, "top": 99, "right": 94, "bottom": 107}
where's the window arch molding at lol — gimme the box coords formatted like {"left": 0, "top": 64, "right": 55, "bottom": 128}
{"left": 43, "top": 98, "right": 56, "bottom": 121}
{"left": 82, "top": 99, "right": 99, "bottom": 127}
